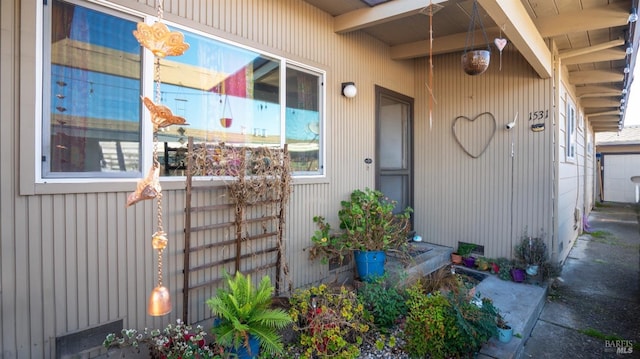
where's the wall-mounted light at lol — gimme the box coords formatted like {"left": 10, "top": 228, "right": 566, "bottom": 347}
{"left": 624, "top": 65, "right": 631, "bottom": 74}
{"left": 622, "top": 88, "right": 628, "bottom": 95}
{"left": 630, "top": 8, "right": 638, "bottom": 23}
{"left": 626, "top": 44, "right": 634, "bottom": 55}
{"left": 621, "top": 97, "right": 626, "bottom": 104}
{"left": 341, "top": 82, "right": 357, "bottom": 98}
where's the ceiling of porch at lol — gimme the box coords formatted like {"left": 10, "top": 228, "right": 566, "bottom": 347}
{"left": 302, "top": 0, "right": 638, "bottom": 132}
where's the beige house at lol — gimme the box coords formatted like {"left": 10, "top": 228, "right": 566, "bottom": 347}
{"left": 1, "top": 0, "right": 636, "bottom": 357}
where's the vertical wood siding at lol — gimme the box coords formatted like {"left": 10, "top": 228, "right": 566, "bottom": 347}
{"left": 413, "top": 49, "right": 554, "bottom": 259}
{"left": 3, "top": 0, "right": 414, "bottom": 357}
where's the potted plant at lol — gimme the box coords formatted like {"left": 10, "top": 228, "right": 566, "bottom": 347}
{"left": 310, "top": 188, "right": 412, "bottom": 281}
{"left": 451, "top": 242, "right": 476, "bottom": 265}
{"left": 496, "top": 313, "right": 513, "bottom": 343}
{"left": 206, "top": 271, "right": 293, "bottom": 358}
{"left": 476, "top": 257, "right": 490, "bottom": 271}
{"left": 514, "top": 229, "right": 548, "bottom": 276}
{"left": 510, "top": 267, "right": 526, "bottom": 283}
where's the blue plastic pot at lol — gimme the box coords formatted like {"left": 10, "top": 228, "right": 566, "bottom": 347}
{"left": 213, "top": 318, "right": 260, "bottom": 359}
{"left": 354, "top": 250, "right": 386, "bottom": 281}
{"left": 228, "top": 335, "right": 260, "bottom": 359}
{"left": 497, "top": 325, "right": 513, "bottom": 343}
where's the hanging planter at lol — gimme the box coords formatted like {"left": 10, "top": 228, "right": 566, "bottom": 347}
{"left": 462, "top": 0, "right": 491, "bottom": 76}
{"left": 220, "top": 94, "right": 233, "bottom": 128}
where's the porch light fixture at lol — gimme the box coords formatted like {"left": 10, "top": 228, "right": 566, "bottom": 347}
{"left": 341, "top": 82, "right": 357, "bottom": 98}
{"left": 630, "top": 8, "right": 638, "bottom": 23}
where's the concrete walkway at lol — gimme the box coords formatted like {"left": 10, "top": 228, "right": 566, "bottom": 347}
{"left": 522, "top": 202, "right": 640, "bottom": 358}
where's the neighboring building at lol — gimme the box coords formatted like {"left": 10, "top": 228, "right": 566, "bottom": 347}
{"left": 596, "top": 126, "right": 640, "bottom": 202}
{"left": 1, "top": 0, "right": 636, "bottom": 357}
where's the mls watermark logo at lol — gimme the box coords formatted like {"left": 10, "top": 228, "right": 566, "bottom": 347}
{"left": 604, "top": 340, "right": 634, "bottom": 354}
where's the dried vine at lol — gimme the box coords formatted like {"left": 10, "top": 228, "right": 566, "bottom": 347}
{"left": 187, "top": 141, "right": 293, "bottom": 293}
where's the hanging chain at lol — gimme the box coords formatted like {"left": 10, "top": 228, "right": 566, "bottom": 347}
{"left": 464, "top": 0, "right": 490, "bottom": 53}
{"left": 154, "top": 0, "right": 165, "bottom": 283}
{"left": 157, "top": 249, "right": 164, "bottom": 286}
{"left": 157, "top": 0, "right": 164, "bottom": 21}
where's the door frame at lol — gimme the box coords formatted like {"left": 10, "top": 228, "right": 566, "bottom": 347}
{"left": 374, "top": 85, "right": 414, "bottom": 222}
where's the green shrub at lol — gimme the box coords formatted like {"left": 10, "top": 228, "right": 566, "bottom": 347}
{"left": 356, "top": 277, "right": 407, "bottom": 330}
{"left": 289, "top": 284, "right": 372, "bottom": 359}
{"left": 403, "top": 281, "right": 499, "bottom": 358}
{"left": 404, "top": 285, "right": 459, "bottom": 358}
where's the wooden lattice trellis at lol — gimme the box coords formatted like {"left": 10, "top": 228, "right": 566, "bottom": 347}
{"left": 183, "top": 137, "right": 292, "bottom": 322}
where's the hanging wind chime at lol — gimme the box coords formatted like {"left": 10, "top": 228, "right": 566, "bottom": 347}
{"left": 131, "top": 0, "right": 189, "bottom": 316}
{"left": 424, "top": 1, "right": 442, "bottom": 130}
{"left": 461, "top": 0, "right": 491, "bottom": 76}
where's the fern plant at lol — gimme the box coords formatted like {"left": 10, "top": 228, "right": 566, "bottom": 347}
{"left": 206, "top": 272, "right": 293, "bottom": 356}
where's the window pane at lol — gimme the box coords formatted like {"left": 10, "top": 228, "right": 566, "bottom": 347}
{"left": 157, "top": 29, "right": 281, "bottom": 176}
{"left": 285, "top": 67, "right": 321, "bottom": 174}
{"left": 45, "top": 0, "right": 141, "bottom": 176}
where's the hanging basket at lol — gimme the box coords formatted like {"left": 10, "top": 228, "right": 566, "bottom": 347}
{"left": 462, "top": 0, "right": 491, "bottom": 76}
{"left": 462, "top": 50, "right": 490, "bottom": 75}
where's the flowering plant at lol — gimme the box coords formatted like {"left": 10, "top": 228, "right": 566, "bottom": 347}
{"left": 103, "top": 319, "right": 225, "bottom": 359}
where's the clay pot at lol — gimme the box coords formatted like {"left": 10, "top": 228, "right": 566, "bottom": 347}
{"left": 451, "top": 252, "right": 463, "bottom": 264}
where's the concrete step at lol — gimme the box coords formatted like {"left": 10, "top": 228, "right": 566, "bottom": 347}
{"left": 385, "top": 242, "right": 453, "bottom": 286}
{"left": 475, "top": 275, "right": 548, "bottom": 359}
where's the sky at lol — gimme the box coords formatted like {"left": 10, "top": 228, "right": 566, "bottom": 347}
{"left": 625, "top": 63, "right": 640, "bottom": 127}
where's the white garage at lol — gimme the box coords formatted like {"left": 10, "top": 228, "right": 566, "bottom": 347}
{"left": 596, "top": 127, "right": 640, "bottom": 204}
{"left": 601, "top": 154, "right": 640, "bottom": 203}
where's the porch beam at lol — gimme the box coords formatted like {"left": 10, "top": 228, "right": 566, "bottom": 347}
{"left": 559, "top": 39, "right": 625, "bottom": 60}
{"left": 535, "top": 3, "right": 629, "bottom": 38}
{"left": 562, "top": 48, "right": 626, "bottom": 66}
{"left": 576, "top": 84, "right": 623, "bottom": 97}
{"left": 334, "top": 0, "right": 447, "bottom": 33}
{"left": 390, "top": 27, "right": 501, "bottom": 59}
{"left": 569, "top": 69, "right": 624, "bottom": 85}
{"left": 478, "top": 0, "right": 552, "bottom": 78}
{"left": 581, "top": 98, "right": 623, "bottom": 108}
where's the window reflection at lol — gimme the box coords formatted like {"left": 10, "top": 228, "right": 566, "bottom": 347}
{"left": 47, "top": 0, "right": 141, "bottom": 176}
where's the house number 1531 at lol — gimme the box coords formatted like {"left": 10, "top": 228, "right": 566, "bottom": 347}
{"left": 529, "top": 110, "right": 548, "bottom": 121}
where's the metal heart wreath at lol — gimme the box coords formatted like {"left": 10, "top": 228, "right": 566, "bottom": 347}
{"left": 452, "top": 112, "right": 497, "bottom": 158}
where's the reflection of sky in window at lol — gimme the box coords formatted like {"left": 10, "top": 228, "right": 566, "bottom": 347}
{"left": 69, "top": 3, "right": 138, "bottom": 54}
{"left": 172, "top": 27, "right": 260, "bottom": 75}
{"left": 286, "top": 109, "right": 320, "bottom": 141}
{"left": 52, "top": 65, "right": 140, "bottom": 122}
{"left": 61, "top": 5, "right": 318, "bottom": 141}
{"left": 161, "top": 83, "right": 281, "bottom": 135}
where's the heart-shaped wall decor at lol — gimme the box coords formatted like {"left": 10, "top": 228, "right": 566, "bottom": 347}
{"left": 452, "top": 112, "right": 497, "bottom": 158}
{"left": 494, "top": 38, "right": 507, "bottom": 51}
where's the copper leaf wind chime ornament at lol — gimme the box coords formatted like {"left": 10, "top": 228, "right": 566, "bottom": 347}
{"left": 131, "top": 0, "right": 189, "bottom": 316}
{"left": 422, "top": 1, "right": 443, "bottom": 130}
{"left": 462, "top": 0, "right": 491, "bottom": 76}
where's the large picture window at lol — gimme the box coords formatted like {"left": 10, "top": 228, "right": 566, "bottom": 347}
{"left": 42, "top": 0, "right": 325, "bottom": 180}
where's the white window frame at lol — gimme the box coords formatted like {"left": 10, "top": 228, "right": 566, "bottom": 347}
{"left": 566, "top": 98, "right": 577, "bottom": 162}
{"left": 26, "top": 0, "right": 326, "bottom": 194}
